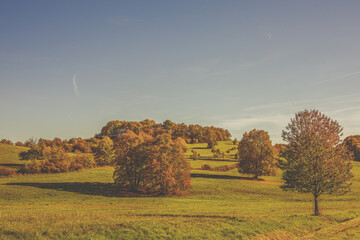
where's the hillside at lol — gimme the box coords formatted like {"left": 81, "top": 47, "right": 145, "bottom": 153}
{"left": 0, "top": 143, "right": 28, "bottom": 168}
{"left": 0, "top": 141, "right": 359, "bottom": 239}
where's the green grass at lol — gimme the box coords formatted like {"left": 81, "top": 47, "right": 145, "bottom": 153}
{"left": 186, "top": 141, "right": 238, "bottom": 158}
{"left": 0, "top": 141, "right": 360, "bottom": 239}
{"left": 0, "top": 143, "right": 28, "bottom": 168}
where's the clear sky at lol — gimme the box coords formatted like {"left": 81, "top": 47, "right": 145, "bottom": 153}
{"left": 1, "top": 0, "right": 360, "bottom": 143}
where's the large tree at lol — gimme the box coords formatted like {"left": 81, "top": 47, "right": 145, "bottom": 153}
{"left": 280, "top": 109, "right": 353, "bottom": 216}
{"left": 113, "top": 131, "right": 192, "bottom": 195}
{"left": 237, "top": 129, "right": 276, "bottom": 179}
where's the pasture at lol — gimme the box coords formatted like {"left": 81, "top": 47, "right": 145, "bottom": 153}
{"left": 0, "top": 142, "right": 359, "bottom": 239}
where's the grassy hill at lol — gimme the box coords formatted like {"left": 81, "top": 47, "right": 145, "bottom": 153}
{"left": 0, "top": 143, "right": 28, "bottom": 168}
{"left": 0, "top": 141, "right": 359, "bottom": 239}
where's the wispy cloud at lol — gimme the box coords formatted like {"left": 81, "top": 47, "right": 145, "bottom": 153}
{"left": 219, "top": 114, "right": 291, "bottom": 130}
{"left": 314, "top": 70, "right": 360, "bottom": 85}
{"left": 73, "top": 73, "right": 80, "bottom": 96}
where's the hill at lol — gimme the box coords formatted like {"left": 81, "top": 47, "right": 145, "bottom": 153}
{"left": 0, "top": 143, "right": 28, "bottom": 168}
{"left": 0, "top": 141, "right": 359, "bottom": 239}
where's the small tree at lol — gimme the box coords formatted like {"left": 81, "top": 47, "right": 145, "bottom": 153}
{"left": 280, "top": 109, "right": 353, "bottom": 216}
{"left": 19, "top": 145, "right": 44, "bottom": 160}
{"left": 237, "top": 129, "right": 276, "bottom": 179}
{"left": 191, "top": 149, "right": 199, "bottom": 160}
{"left": 207, "top": 138, "right": 217, "bottom": 149}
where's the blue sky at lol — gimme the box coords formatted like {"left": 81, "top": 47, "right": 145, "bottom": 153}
{"left": 1, "top": 1, "right": 360, "bottom": 143}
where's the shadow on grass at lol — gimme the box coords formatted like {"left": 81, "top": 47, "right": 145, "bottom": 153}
{"left": 0, "top": 164, "right": 24, "bottom": 168}
{"left": 196, "top": 157, "right": 236, "bottom": 162}
{"left": 190, "top": 173, "right": 264, "bottom": 181}
{"left": 6, "top": 182, "right": 157, "bottom": 197}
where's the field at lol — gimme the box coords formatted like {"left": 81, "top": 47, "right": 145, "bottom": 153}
{"left": 1, "top": 142, "right": 360, "bottom": 239}
{"left": 0, "top": 143, "right": 28, "bottom": 168}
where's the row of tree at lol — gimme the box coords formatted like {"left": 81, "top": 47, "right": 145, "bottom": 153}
{"left": 97, "top": 119, "right": 231, "bottom": 144}
{"left": 17, "top": 131, "right": 192, "bottom": 196}
{"left": 8, "top": 110, "right": 357, "bottom": 212}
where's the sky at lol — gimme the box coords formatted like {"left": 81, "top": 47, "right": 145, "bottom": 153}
{"left": 1, "top": 0, "right": 360, "bottom": 143}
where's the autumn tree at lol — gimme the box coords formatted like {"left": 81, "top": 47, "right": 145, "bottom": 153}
{"left": 237, "top": 129, "right": 276, "bottom": 179}
{"left": 94, "top": 136, "right": 115, "bottom": 166}
{"left": 145, "top": 135, "right": 192, "bottom": 195}
{"left": 112, "top": 131, "right": 192, "bottom": 195}
{"left": 280, "top": 109, "right": 353, "bottom": 216}
{"left": 191, "top": 149, "right": 199, "bottom": 160}
{"left": 113, "top": 131, "right": 151, "bottom": 192}
{"left": 343, "top": 135, "right": 360, "bottom": 161}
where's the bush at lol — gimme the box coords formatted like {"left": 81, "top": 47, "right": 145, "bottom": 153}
{"left": 200, "top": 164, "right": 212, "bottom": 170}
{"left": 200, "top": 163, "right": 238, "bottom": 172}
{"left": 212, "top": 164, "right": 238, "bottom": 172}
{"left": 17, "top": 154, "right": 95, "bottom": 174}
{"left": 0, "top": 166, "right": 17, "bottom": 177}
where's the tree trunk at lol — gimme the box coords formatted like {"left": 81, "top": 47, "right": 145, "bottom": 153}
{"left": 314, "top": 195, "right": 320, "bottom": 216}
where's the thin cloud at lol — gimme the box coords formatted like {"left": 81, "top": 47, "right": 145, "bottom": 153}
{"left": 73, "top": 73, "right": 80, "bottom": 96}
{"left": 315, "top": 71, "right": 360, "bottom": 85}
{"left": 219, "top": 114, "right": 291, "bottom": 130}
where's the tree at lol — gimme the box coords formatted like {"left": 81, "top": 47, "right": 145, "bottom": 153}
{"left": 343, "top": 135, "right": 360, "bottom": 161}
{"left": 280, "top": 109, "right": 353, "bottom": 216}
{"left": 237, "top": 129, "right": 276, "bottom": 179}
{"left": 207, "top": 138, "right": 217, "bottom": 149}
{"left": 19, "top": 145, "right": 44, "bottom": 160}
{"left": 145, "top": 134, "right": 192, "bottom": 195}
{"left": 113, "top": 131, "right": 151, "bottom": 192}
{"left": 113, "top": 131, "right": 192, "bottom": 195}
{"left": 94, "top": 136, "right": 115, "bottom": 166}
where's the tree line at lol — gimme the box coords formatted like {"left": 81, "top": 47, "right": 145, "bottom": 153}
{"left": 1, "top": 111, "right": 356, "bottom": 213}
{"left": 97, "top": 119, "right": 231, "bottom": 144}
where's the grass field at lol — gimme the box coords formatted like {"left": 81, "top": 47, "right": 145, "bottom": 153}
{"left": 1, "top": 142, "right": 360, "bottom": 239}
{"left": 0, "top": 143, "right": 28, "bottom": 168}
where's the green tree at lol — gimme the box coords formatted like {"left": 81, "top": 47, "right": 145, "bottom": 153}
{"left": 280, "top": 109, "right": 353, "bottom": 216}
{"left": 94, "top": 136, "right": 115, "bottom": 166}
{"left": 237, "top": 129, "right": 276, "bottom": 179}
{"left": 207, "top": 138, "right": 217, "bottom": 149}
{"left": 19, "top": 145, "right": 44, "bottom": 160}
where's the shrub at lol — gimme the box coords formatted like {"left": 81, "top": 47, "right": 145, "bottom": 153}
{"left": 17, "top": 153, "right": 95, "bottom": 174}
{"left": 0, "top": 166, "right": 17, "bottom": 177}
{"left": 200, "top": 164, "right": 212, "bottom": 170}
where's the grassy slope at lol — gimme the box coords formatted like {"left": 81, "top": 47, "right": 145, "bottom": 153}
{"left": 0, "top": 141, "right": 359, "bottom": 239}
{"left": 0, "top": 143, "right": 28, "bottom": 168}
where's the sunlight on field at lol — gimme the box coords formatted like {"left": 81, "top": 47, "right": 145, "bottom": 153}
{"left": 0, "top": 142, "right": 360, "bottom": 239}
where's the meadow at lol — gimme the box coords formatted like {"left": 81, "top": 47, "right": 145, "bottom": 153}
{"left": 0, "top": 142, "right": 360, "bottom": 239}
